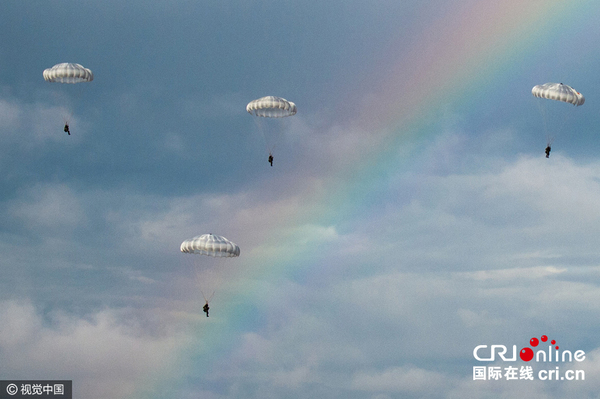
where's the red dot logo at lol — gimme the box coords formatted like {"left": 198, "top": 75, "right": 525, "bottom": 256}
{"left": 522, "top": 335, "right": 558, "bottom": 362}
{"left": 520, "top": 347, "right": 534, "bottom": 362}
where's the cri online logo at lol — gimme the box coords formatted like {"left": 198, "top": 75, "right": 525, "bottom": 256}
{"left": 474, "top": 335, "right": 585, "bottom": 363}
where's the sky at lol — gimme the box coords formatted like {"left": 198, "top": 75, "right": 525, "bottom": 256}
{"left": 2, "top": 0, "right": 600, "bottom": 398}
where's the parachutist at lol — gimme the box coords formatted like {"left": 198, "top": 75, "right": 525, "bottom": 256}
{"left": 533, "top": 83, "right": 584, "bottom": 158}
{"left": 181, "top": 234, "right": 239, "bottom": 319}
{"left": 44, "top": 64, "right": 93, "bottom": 135}
{"left": 247, "top": 96, "right": 296, "bottom": 167}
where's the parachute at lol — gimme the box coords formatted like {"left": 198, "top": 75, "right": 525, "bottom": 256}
{"left": 180, "top": 234, "right": 241, "bottom": 258}
{"left": 247, "top": 96, "right": 297, "bottom": 159}
{"left": 246, "top": 96, "right": 297, "bottom": 118}
{"left": 43, "top": 63, "right": 93, "bottom": 133}
{"left": 531, "top": 83, "right": 584, "bottom": 151}
{"left": 43, "top": 63, "right": 94, "bottom": 84}
{"left": 180, "top": 234, "right": 240, "bottom": 306}
{"left": 532, "top": 83, "right": 584, "bottom": 106}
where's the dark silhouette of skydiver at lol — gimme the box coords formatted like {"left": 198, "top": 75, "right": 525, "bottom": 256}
{"left": 64, "top": 124, "right": 70, "bottom": 135}
{"left": 268, "top": 154, "right": 273, "bottom": 167}
{"left": 545, "top": 145, "right": 551, "bottom": 158}
{"left": 203, "top": 302, "right": 209, "bottom": 317}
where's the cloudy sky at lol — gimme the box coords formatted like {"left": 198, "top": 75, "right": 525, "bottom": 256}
{"left": 2, "top": 0, "right": 600, "bottom": 398}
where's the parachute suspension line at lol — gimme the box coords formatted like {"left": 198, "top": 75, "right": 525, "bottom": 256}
{"left": 193, "top": 263, "right": 204, "bottom": 299}
{"left": 184, "top": 249, "right": 218, "bottom": 305}
{"left": 207, "top": 257, "right": 227, "bottom": 304}
{"left": 253, "top": 116, "right": 286, "bottom": 155}
{"left": 64, "top": 109, "right": 75, "bottom": 126}
{"left": 253, "top": 117, "right": 272, "bottom": 155}
{"left": 67, "top": 82, "right": 87, "bottom": 125}
{"left": 201, "top": 290, "right": 215, "bottom": 304}
{"left": 186, "top": 254, "right": 206, "bottom": 304}
{"left": 543, "top": 104, "right": 577, "bottom": 147}
{"left": 535, "top": 100, "right": 549, "bottom": 143}
{"left": 192, "top": 257, "right": 223, "bottom": 305}
{"left": 268, "top": 118, "right": 287, "bottom": 154}
{"left": 535, "top": 99, "right": 556, "bottom": 146}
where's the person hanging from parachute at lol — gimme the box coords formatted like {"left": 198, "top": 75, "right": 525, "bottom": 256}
{"left": 532, "top": 82, "right": 584, "bottom": 158}
{"left": 180, "top": 233, "right": 240, "bottom": 318}
{"left": 201, "top": 290, "right": 214, "bottom": 317}
{"left": 247, "top": 96, "right": 297, "bottom": 167}
{"left": 43, "top": 63, "right": 94, "bottom": 135}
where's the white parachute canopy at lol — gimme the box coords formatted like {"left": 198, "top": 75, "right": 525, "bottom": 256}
{"left": 246, "top": 96, "right": 297, "bottom": 118}
{"left": 532, "top": 83, "right": 584, "bottom": 106}
{"left": 180, "top": 234, "right": 240, "bottom": 258}
{"left": 43, "top": 63, "right": 94, "bottom": 84}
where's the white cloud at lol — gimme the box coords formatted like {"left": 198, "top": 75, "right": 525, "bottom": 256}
{"left": 0, "top": 99, "right": 22, "bottom": 130}
{"left": 9, "top": 183, "right": 86, "bottom": 233}
{"left": 0, "top": 301, "right": 182, "bottom": 399}
{"left": 335, "top": 153, "right": 600, "bottom": 274}
{"left": 351, "top": 366, "right": 450, "bottom": 394}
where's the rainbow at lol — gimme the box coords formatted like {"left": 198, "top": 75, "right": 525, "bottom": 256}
{"left": 137, "top": 0, "right": 598, "bottom": 396}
